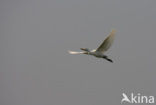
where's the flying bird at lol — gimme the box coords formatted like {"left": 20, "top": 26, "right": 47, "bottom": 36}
{"left": 68, "top": 29, "right": 116, "bottom": 63}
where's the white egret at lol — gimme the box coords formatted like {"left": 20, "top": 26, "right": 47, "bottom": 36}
{"left": 68, "top": 29, "right": 116, "bottom": 63}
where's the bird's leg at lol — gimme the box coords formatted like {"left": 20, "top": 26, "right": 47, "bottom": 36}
{"left": 106, "top": 58, "right": 113, "bottom": 63}
{"left": 103, "top": 55, "right": 113, "bottom": 63}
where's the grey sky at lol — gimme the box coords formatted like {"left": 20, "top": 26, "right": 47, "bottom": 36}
{"left": 0, "top": 0, "right": 156, "bottom": 105}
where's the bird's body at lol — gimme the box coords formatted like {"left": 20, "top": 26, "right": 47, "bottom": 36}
{"left": 88, "top": 50, "right": 104, "bottom": 58}
{"left": 68, "top": 29, "right": 116, "bottom": 63}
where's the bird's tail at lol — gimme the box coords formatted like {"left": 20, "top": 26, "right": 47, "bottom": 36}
{"left": 68, "top": 51, "right": 84, "bottom": 54}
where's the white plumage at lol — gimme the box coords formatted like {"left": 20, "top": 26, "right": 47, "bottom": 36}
{"left": 68, "top": 29, "right": 116, "bottom": 62}
{"left": 68, "top": 51, "right": 84, "bottom": 54}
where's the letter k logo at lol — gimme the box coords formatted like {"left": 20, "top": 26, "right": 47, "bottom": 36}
{"left": 121, "top": 93, "right": 131, "bottom": 104}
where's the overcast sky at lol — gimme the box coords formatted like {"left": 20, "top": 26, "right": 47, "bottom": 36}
{"left": 0, "top": 0, "right": 156, "bottom": 105}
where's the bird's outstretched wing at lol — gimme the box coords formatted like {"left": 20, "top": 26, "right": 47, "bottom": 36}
{"left": 96, "top": 29, "right": 116, "bottom": 53}
{"left": 68, "top": 51, "right": 84, "bottom": 54}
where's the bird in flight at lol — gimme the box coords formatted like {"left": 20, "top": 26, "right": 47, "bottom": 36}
{"left": 68, "top": 29, "right": 116, "bottom": 63}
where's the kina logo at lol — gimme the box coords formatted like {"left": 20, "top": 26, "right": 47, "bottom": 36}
{"left": 121, "top": 93, "right": 155, "bottom": 104}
